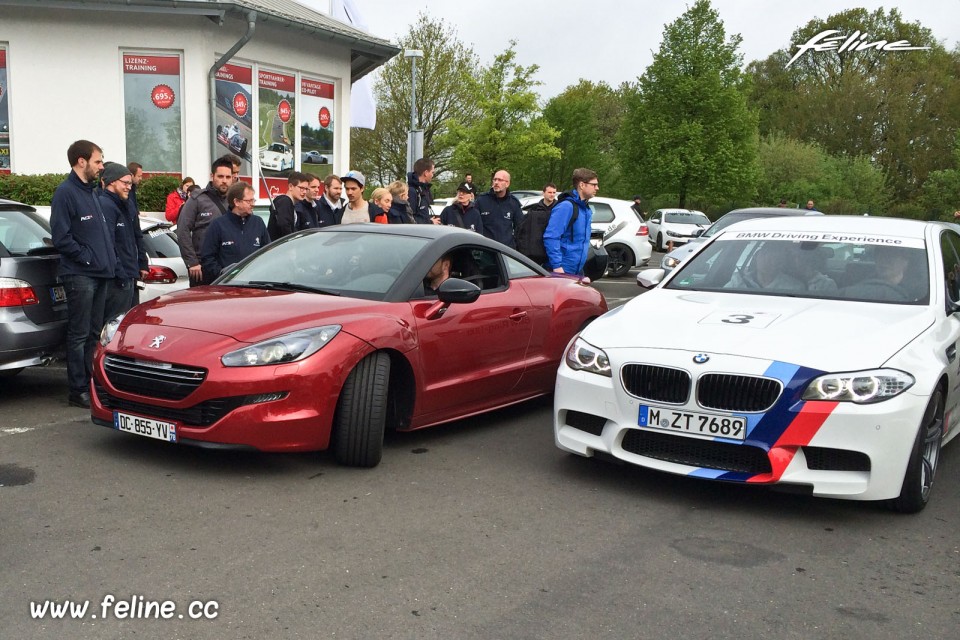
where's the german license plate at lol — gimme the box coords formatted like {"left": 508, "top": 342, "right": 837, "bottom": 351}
{"left": 639, "top": 405, "right": 746, "bottom": 441}
{"left": 50, "top": 285, "right": 66, "bottom": 303}
{"left": 113, "top": 411, "right": 177, "bottom": 442}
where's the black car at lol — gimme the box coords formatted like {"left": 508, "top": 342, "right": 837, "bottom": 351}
{"left": 0, "top": 200, "right": 67, "bottom": 377}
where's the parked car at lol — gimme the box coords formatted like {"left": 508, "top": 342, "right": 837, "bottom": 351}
{"left": 645, "top": 208, "right": 711, "bottom": 251}
{"left": 30, "top": 207, "right": 189, "bottom": 302}
{"left": 508, "top": 190, "right": 542, "bottom": 199}
{"left": 518, "top": 195, "right": 652, "bottom": 277}
{"left": 301, "top": 150, "right": 328, "bottom": 165}
{"left": 91, "top": 224, "right": 607, "bottom": 466}
{"left": 259, "top": 142, "right": 294, "bottom": 172}
{"left": 429, "top": 197, "right": 453, "bottom": 219}
{"left": 660, "top": 207, "right": 824, "bottom": 273}
{"left": 0, "top": 199, "right": 67, "bottom": 377}
{"left": 555, "top": 215, "right": 960, "bottom": 512}
{"left": 216, "top": 122, "right": 248, "bottom": 156}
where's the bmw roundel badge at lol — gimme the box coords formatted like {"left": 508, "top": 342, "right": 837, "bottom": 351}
{"left": 693, "top": 353, "right": 709, "bottom": 364}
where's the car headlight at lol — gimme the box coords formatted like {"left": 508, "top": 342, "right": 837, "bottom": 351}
{"left": 666, "top": 230, "right": 683, "bottom": 237}
{"left": 661, "top": 255, "right": 681, "bottom": 269}
{"left": 99, "top": 313, "right": 126, "bottom": 346}
{"left": 801, "top": 369, "right": 914, "bottom": 404}
{"left": 565, "top": 337, "right": 611, "bottom": 377}
{"left": 222, "top": 325, "right": 341, "bottom": 367}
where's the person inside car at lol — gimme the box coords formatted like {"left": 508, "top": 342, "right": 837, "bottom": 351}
{"left": 726, "top": 244, "right": 805, "bottom": 292}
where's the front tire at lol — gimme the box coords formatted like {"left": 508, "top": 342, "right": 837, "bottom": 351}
{"left": 605, "top": 245, "right": 634, "bottom": 278}
{"left": 333, "top": 352, "right": 390, "bottom": 467}
{"left": 889, "top": 388, "right": 944, "bottom": 513}
{"left": 656, "top": 233, "right": 665, "bottom": 251}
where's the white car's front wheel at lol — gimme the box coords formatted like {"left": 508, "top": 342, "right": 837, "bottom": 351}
{"left": 889, "top": 387, "right": 944, "bottom": 513}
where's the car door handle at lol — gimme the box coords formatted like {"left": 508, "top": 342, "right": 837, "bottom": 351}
{"left": 509, "top": 311, "right": 527, "bottom": 322}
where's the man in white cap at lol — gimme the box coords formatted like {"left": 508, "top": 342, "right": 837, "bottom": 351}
{"left": 340, "top": 170, "right": 370, "bottom": 224}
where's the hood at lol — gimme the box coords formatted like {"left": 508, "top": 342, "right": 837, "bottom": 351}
{"left": 125, "top": 286, "right": 398, "bottom": 343}
{"left": 585, "top": 289, "right": 934, "bottom": 371}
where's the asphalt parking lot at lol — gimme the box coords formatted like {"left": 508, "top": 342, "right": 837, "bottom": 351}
{"left": 2, "top": 252, "right": 959, "bottom": 639}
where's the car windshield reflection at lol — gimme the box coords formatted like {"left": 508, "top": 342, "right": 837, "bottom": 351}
{"left": 668, "top": 236, "right": 929, "bottom": 304}
{"left": 220, "top": 230, "right": 431, "bottom": 300}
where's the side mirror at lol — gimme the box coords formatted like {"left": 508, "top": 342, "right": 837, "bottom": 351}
{"left": 694, "top": 229, "right": 705, "bottom": 237}
{"left": 636, "top": 268, "right": 666, "bottom": 289}
{"left": 437, "top": 277, "right": 481, "bottom": 305}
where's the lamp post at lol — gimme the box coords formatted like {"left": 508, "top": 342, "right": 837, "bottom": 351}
{"left": 404, "top": 49, "right": 424, "bottom": 174}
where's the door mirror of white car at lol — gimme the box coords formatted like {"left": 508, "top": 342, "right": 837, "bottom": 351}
{"left": 636, "top": 268, "right": 666, "bottom": 289}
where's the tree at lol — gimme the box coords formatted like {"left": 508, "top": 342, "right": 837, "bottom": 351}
{"left": 746, "top": 8, "right": 960, "bottom": 201}
{"left": 523, "top": 81, "right": 628, "bottom": 195}
{"left": 619, "top": 0, "right": 758, "bottom": 208}
{"left": 920, "top": 133, "right": 960, "bottom": 219}
{"left": 349, "top": 14, "right": 481, "bottom": 186}
{"left": 444, "top": 42, "right": 560, "bottom": 187}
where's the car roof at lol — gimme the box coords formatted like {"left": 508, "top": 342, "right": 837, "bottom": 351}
{"left": 0, "top": 198, "right": 36, "bottom": 212}
{"left": 720, "top": 214, "right": 936, "bottom": 239}
{"left": 723, "top": 207, "right": 822, "bottom": 217}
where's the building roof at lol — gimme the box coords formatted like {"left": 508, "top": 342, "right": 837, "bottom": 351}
{"left": 0, "top": 0, "right": 400, "bottom": 82}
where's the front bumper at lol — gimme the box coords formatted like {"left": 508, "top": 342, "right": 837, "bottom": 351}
{"left": 553, "top": 351, "right": 925, "bottom": 502}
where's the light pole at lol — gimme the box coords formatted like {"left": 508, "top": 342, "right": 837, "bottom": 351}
{"left": 404, "top": 49, "right": 424, "bottom": 174}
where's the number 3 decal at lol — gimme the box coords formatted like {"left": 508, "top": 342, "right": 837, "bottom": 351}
{"left": 721, "top": 314, "right": 755, "bottom": 324}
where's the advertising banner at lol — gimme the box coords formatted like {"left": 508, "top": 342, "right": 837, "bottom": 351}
{"left": 0, "top": 47, "right": 10, "bottom": 174}
{"left": 257, "top": 68, "right": 296, "bottom": 199}
{"left": 122, "top": 52, "right": 182, "bottom": 174}
{"left": 300, "top": 77, "right": 335, "bottom": 173}
{"left": 214, "top": 62, "right": 253, "bottom": 182}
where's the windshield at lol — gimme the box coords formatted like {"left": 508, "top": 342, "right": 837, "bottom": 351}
{"left": 665, "top": 211, "right": 711, "bottom": 225}
{"left": 0, "top": 209, "right": 55, "bottom": 255}
{"left": 220, "top": 230, "right": 430, "bottom": 299}
{"left": 668, "top": 232, "right": 929, "bottom": 305}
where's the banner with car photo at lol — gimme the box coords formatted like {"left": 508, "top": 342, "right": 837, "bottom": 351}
{"left": 213, "top": 61, "right": 253, "bottom": 182}
{"left": 257, "top": 68, "right": 296, "bottom": 199}
{"left": 300, "top": 77, "right": 335, "bottom": 173}
{"left": 121, "top": 52, "right": 183, "bottom": 174}
{"left": 0, "top": 46, "right": 10, "bottom": 174}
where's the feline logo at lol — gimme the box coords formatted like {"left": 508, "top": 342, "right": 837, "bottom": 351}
{"left": 787, "top": 29, "right": 930, "bottom": 68}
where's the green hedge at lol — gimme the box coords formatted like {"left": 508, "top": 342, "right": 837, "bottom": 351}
{"left": 0, "top": 173, "right": 181, "bottom": 214}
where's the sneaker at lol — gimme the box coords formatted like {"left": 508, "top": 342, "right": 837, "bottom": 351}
{"left": 68, "top": 391, "right": 91, "bottom": 409}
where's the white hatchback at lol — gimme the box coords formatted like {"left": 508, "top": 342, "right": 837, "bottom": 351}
{"left": 555, "top": 215, "right": 960, "bottom": 512}
{"left": 646, "top": 208, "right": 711, "bottom": 251}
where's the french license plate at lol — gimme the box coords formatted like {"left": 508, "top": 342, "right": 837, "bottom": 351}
{"left": 113, "top": 411, "right": 177, "bottom": 443}
{"left": 50, "top": 285, "right": 66, "bottom": 303}
{"left": 639, "top": 405, "right": 746, "bottom": 441}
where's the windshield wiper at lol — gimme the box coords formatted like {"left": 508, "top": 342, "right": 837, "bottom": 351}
{"left": 241, "top": 281, "right": 341, "bottom": 296}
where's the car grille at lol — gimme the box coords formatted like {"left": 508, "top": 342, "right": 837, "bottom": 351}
{"left": 103, "top": 355, "right": 207, "bottom": 400}
{"left": 696, "top": 374, "right": 782, "bottom": 412}
{"left": 621, "top": 429, "right": 772, "bottom": 474}
{"left": 621, "top": 364, "right": 690, "bottom": 404}
{"left": 94, "top": 382, "right": 245, "bottom": 427}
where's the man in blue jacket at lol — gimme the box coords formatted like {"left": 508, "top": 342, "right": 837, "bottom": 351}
{"left": 50, "top": 140, "right": 116, "bottom": 408}
{"left": 201, "top": 182, "right": 270, "bottom": 282}
{"left": 99, "top": 162, "right": 148, "bottom": 321}
{"left": 543, "top": 168, "right": 599, "bottom": 276}
{"left": 407, "top": 157, "right": 435, "bottom": 224}
{"left": 476, "top": 169, "right": 522, "bottom": 249}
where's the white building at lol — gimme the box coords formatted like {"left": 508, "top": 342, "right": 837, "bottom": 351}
{"left": 0, "top": 0, "right": 398, "bottom": 197}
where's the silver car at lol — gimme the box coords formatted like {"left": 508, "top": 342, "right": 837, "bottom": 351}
{"left": 0, "top": 200, "right": 67, "bottom": 377}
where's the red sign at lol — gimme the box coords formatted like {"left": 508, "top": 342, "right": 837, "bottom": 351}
{"left": 215, "top": 63, "right": 252, "bottom": 84}
{"left": 233, "top": 92, "right": 248, "bottom": 117}
{"left": 319, "top": 107, "right": 331, "bottom": 128}
{"left": 277, "top": 100, "right": 292, "bottom": 123}
{"left": 151, "top": 84, "right": 175, "bottom": 109}
{"left": 301, "top": 78, "right": 335, "bottom": 99}
{"left": 259, "top": 177, "right": 288, "bottom": 200}
{"left": 123, "top": 54, "right": 180, "bottom": 76}
{"left": 258, "top": 70, "right": 295, "bottom": 92}
{"left": 0, "top": 48, "right": 6, "bottom": 68}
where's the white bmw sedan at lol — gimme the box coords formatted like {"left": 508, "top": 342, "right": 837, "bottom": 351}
{"left": 554, "top": 216, "right": 960, "bottom": 512}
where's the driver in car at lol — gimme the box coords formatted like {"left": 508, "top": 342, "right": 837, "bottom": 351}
{"left": 726, "top": 243, "right": 805, "bottom": 292}
{"left": 423, "top": 255, "right": 452, "bottom": 296}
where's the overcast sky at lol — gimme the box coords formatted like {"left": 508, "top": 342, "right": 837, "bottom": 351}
{"left": 303, "top": 0, "right": 960, "bottom": 99}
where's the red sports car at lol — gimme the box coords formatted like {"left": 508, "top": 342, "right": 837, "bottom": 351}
{"left": 90, "top": 224, "right": 607, "bottom": 466}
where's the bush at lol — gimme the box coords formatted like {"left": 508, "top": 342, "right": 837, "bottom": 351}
{"left": 0, "top": 172, "right": 180, "bottom": 214}
{"left": 137, "top": 175, "right": 181, "bottom": 214}
{"left": 0, "top": 173, "right": 67, "bottom": 205}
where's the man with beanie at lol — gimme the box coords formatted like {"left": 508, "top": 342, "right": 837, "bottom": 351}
{"left": 99, "top": 162, "right": 148, "bottom": 321}
{"left": 50, "top": 140, "right": 117, "bottom": 408}
{"left": 176, "top": 157, "right": 232, "bottom": 286}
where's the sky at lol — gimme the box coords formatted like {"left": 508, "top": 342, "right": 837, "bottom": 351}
{"left": 302, "top": 0, "right": 960, "bottom": 99}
